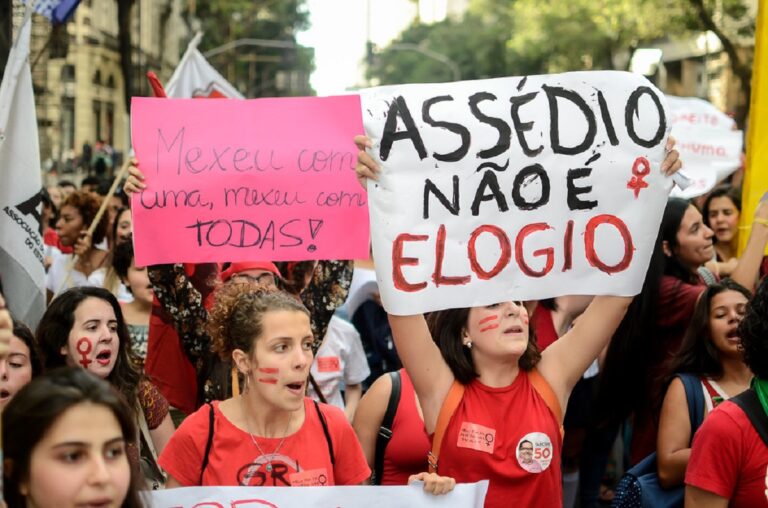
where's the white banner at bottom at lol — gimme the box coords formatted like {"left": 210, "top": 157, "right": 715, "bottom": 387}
{"left": 143, "top": 481, "right": 489, "bottom": 508}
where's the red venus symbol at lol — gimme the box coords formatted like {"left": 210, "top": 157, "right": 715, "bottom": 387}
{"left": 76, "top": 338, "right": 93, "bottom": 368}
{"left": 627, "top": 156, "right": 650, "bottom": 198}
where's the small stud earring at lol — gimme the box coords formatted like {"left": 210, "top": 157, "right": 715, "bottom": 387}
{"left": 464, "top": 340, "right": 472, "bottom": 349}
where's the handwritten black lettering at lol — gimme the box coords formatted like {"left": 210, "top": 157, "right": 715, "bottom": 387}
{"left": 625, "top": 86, "right": 666, "bottom": 148}
{"left": 566, "top": 167, "right": 597, "bottom": 210}
{"left": 468, "top": 92, "right": 510, "bottom": 159}
{"left": 511, "top": 164, "right": 550, "bottom": 210}
{"left": 542, "top": 85, "right": 597, "bottom": 156}
{"left": 422, "top": 95, "right": 470, "bottom": 162}
{"left": 223, "top": 187, "right": 306, "bottom": 207}
{"left": 472, "top": 170, "right": 509, "bottom": 216}
{"left": 380, "top": 96, "right": 427, "bottom": 161}
{"left": 423, "top": 176, "right": 460, "bottom": 219}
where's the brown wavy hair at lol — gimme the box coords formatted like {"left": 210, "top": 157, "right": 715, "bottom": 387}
{"left": 61, "top": 190, "right": 109, "bottom": 245}
{"left": 207, "top": 280, "right": 310, "bottom": 361}
{"left": 426, "top": 307, "right": 541, "bottom": 385}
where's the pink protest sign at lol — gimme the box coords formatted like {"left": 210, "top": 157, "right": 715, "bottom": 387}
{"left": 130, "top": 96, "right": 369, "bottom": 265}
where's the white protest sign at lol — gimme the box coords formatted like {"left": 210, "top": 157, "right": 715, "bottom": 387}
{"left": 666, "top": 95, "right": 743, "bottom": 199}
{"left": 143, "top": 481, "right": 489, "bottom": 508}
{"left": 360, "top": 71, "right": 672, "bottom": 315}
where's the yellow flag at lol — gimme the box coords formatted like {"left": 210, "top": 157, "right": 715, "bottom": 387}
{"left": 740, "top": 1, "right": 768, "bottom": 255}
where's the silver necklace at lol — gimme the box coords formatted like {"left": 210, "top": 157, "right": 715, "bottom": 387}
{"left": 241, "top": 395, "right": 293, "bottom": 472}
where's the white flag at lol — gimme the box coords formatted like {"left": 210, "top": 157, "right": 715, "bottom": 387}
{"left": 165, "top": 32, "right": 244, "bottom": 99}
{"left": 0, "top": 13, "right": 46, "bottom": 328}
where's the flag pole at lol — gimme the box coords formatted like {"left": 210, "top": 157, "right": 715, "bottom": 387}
{"left": 54, "top": 160, "right": 131, "bottom": 298}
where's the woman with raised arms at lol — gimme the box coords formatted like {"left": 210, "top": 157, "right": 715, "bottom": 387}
{"left": 355, "top": 135, "right": 681, "bottom": 507}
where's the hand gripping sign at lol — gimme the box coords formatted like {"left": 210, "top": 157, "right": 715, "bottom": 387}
{"left": 130, "top": 96, "right": 369, "bottom": 266}
{"left": 360, "top": 71, "right": 672, "bottom": 315}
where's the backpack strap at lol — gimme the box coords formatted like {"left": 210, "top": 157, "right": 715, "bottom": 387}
{"left": 428, "top": 380, "right": 465, "bottom": 474}
{"left": 373, "top": 370, "right": 401, "bottom": 485}
{"left": 676, "top": 372, "right": 705, "bottom": 436}
{"left": 731, "top": 388, "right": 768, "bottom": 447}
{"left": 199, "top": 403, "right": 215, "bottom": 485}
{"left": 314, "top": 400, "right": 336, "bottom": 466}
{"left": 529, "top": 368, "right": 563, "bottom": 432}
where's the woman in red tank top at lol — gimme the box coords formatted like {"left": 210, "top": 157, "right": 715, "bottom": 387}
{"left": 353, "top": 133, "right": 684, "bottom": 508}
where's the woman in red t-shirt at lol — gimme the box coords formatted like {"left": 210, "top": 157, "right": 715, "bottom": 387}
{"left": 685, "top": 277, "right": 768, "bottom": 507}
{"left": 656, "top": 279, "right": 753, "bottom": 489}
{"left": 158, "top": 280, "right": 372, "bottom": 488}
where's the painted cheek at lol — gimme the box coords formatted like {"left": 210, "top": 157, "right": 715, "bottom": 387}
{"left": 257, "top": 367, "right": 279, "bottom": 384}
{"left": 75, "top": 337, "right": 93, "bottom": 368}
{"left": 479, "top": 315, "right": 500, "bottom": 333}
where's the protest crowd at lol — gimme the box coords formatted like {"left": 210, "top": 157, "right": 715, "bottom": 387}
{"left": 3, "top": 6, "right": 768, "bottom": 508}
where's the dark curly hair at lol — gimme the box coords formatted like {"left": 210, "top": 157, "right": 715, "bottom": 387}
{"left": 111, "top": 239, "right": 134, "bottom": 280}
{"left": 426, "top": 306, "right": 541, "bottom": 385}
{"left": 665, "top": 279, "right": 751, "bottom": 382}
{"left": 3, "top": 367, "right": 143, "bottom": 508}
{"left": 36, "top": 287, "right": 141, "bottom": 409}
{"left": 207, "top": 280, "right": 310, "bottom": 361}
{"left": 61, "top": 190, "right": 109, "bottom": 245}
{"left": 739, "top": 277, "right": 768, "bottom": 379}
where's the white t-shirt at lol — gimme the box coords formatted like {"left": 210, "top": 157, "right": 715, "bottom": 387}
{"left": 46, "top": 252, "right": 108, "bottom": 293}
{"left": 308, "top": 315, "right": 370, "bottom": 409}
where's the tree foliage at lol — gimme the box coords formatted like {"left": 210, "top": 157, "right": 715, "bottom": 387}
{"left": 368, "top": 0, "right": 754, "bottom": 97}
{"left": 193, "top": 0, "right": 314, "bottom": 97}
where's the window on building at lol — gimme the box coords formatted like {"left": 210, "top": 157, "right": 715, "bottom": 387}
{"left": 61, "top": 97, "right": 75, "bottom": 158}
{"left": 106, "top": 74, "right": 115, "bottom": 89}
{"left": 61, "top": 64, "right": 75, "bottom": 82}
{"left": 105, "top": 103, "right": 114, "bottom": 145}
{"left": 92, "top": 100, "right": 102, "bottom": 141}
{"left": 93, "top": 70, "right": 101, "bottom": 85}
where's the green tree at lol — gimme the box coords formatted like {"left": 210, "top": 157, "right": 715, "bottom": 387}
{"left": 193, "top": 0, "right": 314, "bottom": 97}
{"left": 367, "top": 13, "right": 511, "bottom": 85}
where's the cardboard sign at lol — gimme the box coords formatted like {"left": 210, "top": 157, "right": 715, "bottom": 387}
{"left": 130, "top": 96, "right": 369, "bottom": 265}
{"left": 360, "top": 71, "right": 672, "bottom": 315}
{"left": 666, "top": 95, "right": 743, "bottom": 199}
{"left": 142, "top": 481, "right": 489, "bottom": 508}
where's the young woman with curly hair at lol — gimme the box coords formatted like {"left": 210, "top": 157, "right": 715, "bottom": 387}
{"left": 46, "top": 190, "right": 110, "bottom": 300}
{"left": 656, "top": 279, "right": 752, "bottom": 489}
{"left": 685, "top": 277, "right": 768, "bottom": 507}
{"left": 158, "top": 280, "right": 372, "bottom": 488}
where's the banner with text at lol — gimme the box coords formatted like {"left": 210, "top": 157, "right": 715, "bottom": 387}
{"left": 143, "top": 481, "right": 489, "bottom": 508}
{"left": 666, "top": 95, "right": 743, "bottom": 199}
{"left": 361, "top": 71, "right": 672, "bottom": 315}
{"left": 131, "top": 96, "right": 369, "bottom": 265}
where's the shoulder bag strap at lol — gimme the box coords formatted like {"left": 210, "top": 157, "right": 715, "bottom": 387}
{"left": 676, "top": 373, "right": 706, "bottom": 436}
{"left": 373, "top": 370, "right": 401, "bottom": 485}
{"left": 199, "top": 403, "right": 215, "bottom": 485}
{"left": 137, "top": 398, "right": 160, "bottom": 464}
{"left": 428, "top": 380, "right": 464, "bottom": 474}
{"left": 732, "top": 389, "right": 768, "bottom": 447}
{"left": 314, "top": 400, "right": 336, "bottom": 466}
{"left": 529, "top": 368, "right": 564, "bottom": 435}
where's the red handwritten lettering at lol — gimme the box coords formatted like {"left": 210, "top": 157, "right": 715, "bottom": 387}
{"left": 468, "top": 225, "right": 511, "bottom": 279}
{"left": 515, "top": 223, "right": 554, "bottom": 277}
{"left": 584, "top": 215, "right": 634, "bottom": 274}
{"left": 432, "top": 224, "right": 470, "bottom": 286}
{"left": 392, "top": 233, "right": 428, "bottom": 292}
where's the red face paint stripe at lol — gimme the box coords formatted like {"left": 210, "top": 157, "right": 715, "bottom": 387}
{"left": 479, "top": 315, "right": 498, "bottom": 325}
{"left": 258, "top": 368, "right": 279, "bottom": 374}
{"left": 480, "top": 324, "right": 500, "bottom": 332}
{"left": 257, "top": 378, "right": 278, "bottom": 385}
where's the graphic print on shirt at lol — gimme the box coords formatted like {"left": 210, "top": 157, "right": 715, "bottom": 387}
{"left": 316, "top": 356, "right": 341, "bottom": 373}
{"left": 457, "top": 421, "right": 496, "bottom": 454}
{"left": 236, "top": 453, "right": 327, "bottom": 486}
{"left": 516, "top": 432, "right": 553, "bottom": 473}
